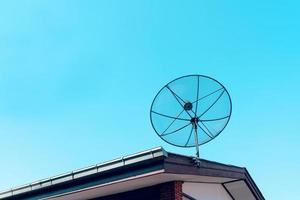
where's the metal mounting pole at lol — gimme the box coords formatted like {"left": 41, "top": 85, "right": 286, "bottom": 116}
{"left": 191, "top": 120, "right": 201, "bottom": 167}
{"left": 193, "top": 122, "right": 200, "bottom": 158}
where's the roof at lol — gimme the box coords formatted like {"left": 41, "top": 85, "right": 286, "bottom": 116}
{"left": 0, "top": 147, "right": 264, "bottom": 200}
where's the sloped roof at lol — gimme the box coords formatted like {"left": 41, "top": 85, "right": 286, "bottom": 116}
{"left": 0, "top": 147, "right": 264, "bottom": 200}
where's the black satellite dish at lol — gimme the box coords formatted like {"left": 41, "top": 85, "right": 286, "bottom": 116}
{"left": 150, "top": 75, "right": 232, "bottom": 166}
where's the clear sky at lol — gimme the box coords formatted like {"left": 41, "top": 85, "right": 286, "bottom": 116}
{"left": 0, "top": 1, "right": 299, "bottom": 199}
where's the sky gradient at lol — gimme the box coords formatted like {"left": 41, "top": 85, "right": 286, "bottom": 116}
{"left": 0, "top": 1, "right": 299, "bottom": 199}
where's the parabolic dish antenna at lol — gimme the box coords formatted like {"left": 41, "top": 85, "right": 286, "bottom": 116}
{"left": 150, "top": 75, "right": 232, "bottom": 165}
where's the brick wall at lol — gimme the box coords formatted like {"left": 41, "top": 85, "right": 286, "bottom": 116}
{"left": 160, "top": 181, "right": 183, "bottom": 200}
{"left": 93, "top": 181, "right": 183, "bottom": 200}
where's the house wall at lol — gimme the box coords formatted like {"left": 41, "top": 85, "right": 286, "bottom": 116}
{"left": 183, "top": 182, "right": 232, "bottom": 200}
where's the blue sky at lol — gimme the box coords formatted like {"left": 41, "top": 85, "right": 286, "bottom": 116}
{"left": 0, "top": 1, "right": 299, "bottom": 199}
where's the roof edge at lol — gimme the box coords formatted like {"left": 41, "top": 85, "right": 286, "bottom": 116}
{"left": 0, "top": 146, "right": 168, "bottom": 199}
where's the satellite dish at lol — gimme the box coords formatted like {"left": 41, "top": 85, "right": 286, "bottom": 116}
{"left": 150, "top": 75, "right": 232, "bottom": 165}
